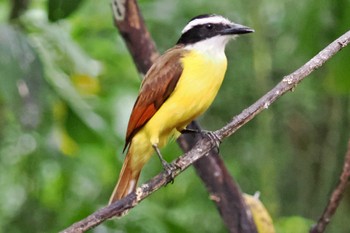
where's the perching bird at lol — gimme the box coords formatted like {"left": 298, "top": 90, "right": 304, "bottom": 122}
{"left": 109, "top": 14, "right": 253, "bottom": 204}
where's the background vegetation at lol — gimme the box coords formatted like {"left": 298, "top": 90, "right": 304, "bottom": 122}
{"left": 0, "top": 0, "right": 349, "bottom": 232}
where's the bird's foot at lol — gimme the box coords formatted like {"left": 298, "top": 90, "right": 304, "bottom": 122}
{"left": 205, "top": 131, "right": 221, "bottom": 149}
{"left": 152, "top": 144, "right": 178, "bottom": 184}
{"left": 162, "top": 161, "right": 179, "bottom": 185}
{"left": 181, "top": 128, "right": 221, "bottom": 150}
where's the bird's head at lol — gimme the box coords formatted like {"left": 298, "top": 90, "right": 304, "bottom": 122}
{"left": 177, "top": 14, "right": 254, "bottom": 53}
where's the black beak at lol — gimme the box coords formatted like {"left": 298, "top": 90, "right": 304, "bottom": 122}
{"left": 221, "top": 23, "right": 254, "bottom": 35}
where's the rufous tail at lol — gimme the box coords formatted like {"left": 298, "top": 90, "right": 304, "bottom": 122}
{"left": 108, "top": 149, "right": 141, "bottom": 204}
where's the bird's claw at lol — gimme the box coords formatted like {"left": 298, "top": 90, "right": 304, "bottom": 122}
{"left": 162, "top": 161, "right": 179, "bottom": 185}
{"left": 205, "top": 131, "right": 221, "bottom": 149}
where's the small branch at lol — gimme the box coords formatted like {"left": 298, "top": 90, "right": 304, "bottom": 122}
{"left": 178, "top": 121, "right": 257, "bottom": 232}
{"left": 310, "top": 139, "right": 350, "bottom": 233}
{"left": 215, "top": 30, "right": 350, "bottom": 140}
{"left": 61, "top": 135, "right": 217, "bottom": 233}
{"left": 60, "top": 28, "right": 350, "bottom": 233}
{"left": 9, "top": 0, "right": 30, "bottom": 20}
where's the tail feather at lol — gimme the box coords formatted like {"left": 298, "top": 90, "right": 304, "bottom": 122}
{"left": 108, "top": 150, "right": 141, "bottom": 204}
{"left": 109, "top": 131, "right": 154, "bottom": 205}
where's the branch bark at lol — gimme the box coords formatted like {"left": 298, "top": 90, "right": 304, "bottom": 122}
{"left": 112, "top": 0, "right": 257, "bottom": 232}
{"left": 310, "top": 139, "right": 350, "bottom": 233}
{"left": 60, "top": 19, "right": 350, "bottom": 233}
{"left": 178, "top": 121, "right": 256, "bottom": 232}
{"left": 215, "top": 32, "right": 350, "bottom": 140}
{"left": 111, "top": 0, "right": 158, "bottom": 74}
{"left": 9, "top": 0, "right": 30, "bottom": 20}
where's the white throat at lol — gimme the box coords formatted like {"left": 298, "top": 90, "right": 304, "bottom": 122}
{"left": 184, "top": 35, "right": 234, "bottom": 59}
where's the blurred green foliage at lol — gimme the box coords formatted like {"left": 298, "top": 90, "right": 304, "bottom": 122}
{"left": 0, "top": 0, "right": 349, "bottom": 232}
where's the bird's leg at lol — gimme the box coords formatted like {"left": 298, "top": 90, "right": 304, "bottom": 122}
{"left": 152, "top": 144, "right": 177, "bottom": 183}
{"left": 152, "top": 144, "right": 169, "bottom": 170}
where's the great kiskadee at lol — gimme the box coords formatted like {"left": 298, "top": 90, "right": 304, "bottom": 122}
{"left": 109, "top": 14, "right": 253, "bottom": 204}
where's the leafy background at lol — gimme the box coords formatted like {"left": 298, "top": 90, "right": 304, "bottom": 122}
{"left": 0, "top": 0, "right": 349, "bottom": 232}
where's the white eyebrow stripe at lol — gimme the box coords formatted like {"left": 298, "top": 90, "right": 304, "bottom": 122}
{"left": 182, "top": 16, "right": 232, "bottom": 34}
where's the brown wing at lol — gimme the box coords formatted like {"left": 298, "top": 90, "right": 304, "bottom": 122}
{"left": 123, "top": 46, "right": 186, "bottom": 151}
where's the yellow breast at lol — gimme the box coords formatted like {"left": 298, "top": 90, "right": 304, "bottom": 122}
{"left": 176, "top": 50, "right": 228, "bottom": 115}
{"left": 143, "top": 49, "right": 228, "bottom": 146}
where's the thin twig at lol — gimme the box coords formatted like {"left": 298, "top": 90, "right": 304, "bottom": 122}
{"left": 60, "top": 28, "right": 350, "bottom": 233}
{"left": 60, "top": 135, "right": 216, "bottom": 233}
{"left": 215, "top": 30, "right": 350, "bottom": 140}
{"left": 310, "top": 139, "right": 350, "bottom": 233}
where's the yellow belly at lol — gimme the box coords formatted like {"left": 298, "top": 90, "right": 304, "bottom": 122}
{"left": 143, "top": 50, "right": 228, "bottom": 147}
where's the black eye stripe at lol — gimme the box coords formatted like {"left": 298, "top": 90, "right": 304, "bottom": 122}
{"left": 177, "top": 23, "right": 227, "bottom": 44}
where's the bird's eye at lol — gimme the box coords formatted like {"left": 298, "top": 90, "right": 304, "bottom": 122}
{"left": 206, "top": 24, "right": 213, "bottom": 29}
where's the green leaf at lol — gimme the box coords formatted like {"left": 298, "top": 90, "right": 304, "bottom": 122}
{"left": 48, "top": 0, "right": 85, "bottom": 22}
{"left": 0, "top": 24, "right": 45, "bottom": 129}
{"left": 23, "top": 14, "right": 112, "bottom": 140}
{"left": 275, "top": 216, "right": 314, "bottom": 233}
{"left": 324, "top": 49, "right": 350, "bottom": 94}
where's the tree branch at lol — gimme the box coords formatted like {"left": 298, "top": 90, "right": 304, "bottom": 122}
{"left": 215, "top": 31, "right": 350, "bottom": 140}
{"left": 111, "top": 0, "right": 257, "bottom": 232}
{"left": 310, "top": 139, "right": 350, "bottom": 233}
{"left": 60, "top": 25, "right": 350, "bottom": 233}
{"left": 111, "top": 0, "right": 158, "bottom": 74}
{"left": 178, "top": 121, "right": 257, "bottom": 232}
{"left": 9, "top": 0, "right": 30, "bottom": 20}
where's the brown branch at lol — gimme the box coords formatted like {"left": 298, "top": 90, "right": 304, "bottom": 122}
{"left": 111, "top": 0, "right": 158, "bottom": 74}
{"left": 310, "top": 139, "right": 350, "bottom": 233}
{"left": 9, "top": 0, "right": 30, "bottom": 20}
{"left": 178, "top": 121, "right": 257, "bottom": 232}
{"left": 60, "top": 25, "right": 350, "bottom": 233}
{"left": 111, "top": 0, "right": 257, "bottom": 232}
{"left": 60, "top": 135, "right": 217, "bottom": 233}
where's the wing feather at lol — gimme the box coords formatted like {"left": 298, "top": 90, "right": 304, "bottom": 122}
{"left": 123, "top": 46, "right": 186, "bottom": 151}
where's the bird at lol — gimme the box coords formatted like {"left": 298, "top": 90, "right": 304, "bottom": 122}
{"left": 109, "top": 14, "right": 254, "bottom": 204}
